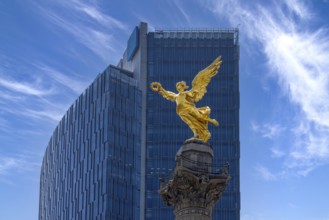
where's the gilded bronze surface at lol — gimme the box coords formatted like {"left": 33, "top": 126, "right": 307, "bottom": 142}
{"left": 150, "top": 56, "right": 222, "bottom": 142}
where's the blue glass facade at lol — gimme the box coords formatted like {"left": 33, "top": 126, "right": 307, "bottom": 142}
{"left": 127, "top": 27, "right": 139, "bottom": 61}
{"left": 39, "top": 66, "right": 142, "bottom": 220}
{"left": 146, "top": 30, "right": 240, "bottom": 220}
{"left": 39, "top": 23, "right": 239, "bottom": 220}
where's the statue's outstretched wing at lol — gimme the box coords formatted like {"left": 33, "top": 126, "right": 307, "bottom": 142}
{"left": 190, "top": 56, "right": 222, "bottom": 102}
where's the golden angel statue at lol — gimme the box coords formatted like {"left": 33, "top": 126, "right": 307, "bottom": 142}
{"left": 150, "top": 56, "right": 222, "bottom": 142}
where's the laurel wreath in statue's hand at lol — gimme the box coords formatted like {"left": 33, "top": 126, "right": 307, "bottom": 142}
{"left": 150, "top": 82, "right": 162, "bottom": 92}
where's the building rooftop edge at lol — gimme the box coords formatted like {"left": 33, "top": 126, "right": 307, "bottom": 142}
{"left": 154, "top": 27, "right": 238, "bottom": 33}
{"left": 108, "top": 64, "right": 134, "bottom": 78}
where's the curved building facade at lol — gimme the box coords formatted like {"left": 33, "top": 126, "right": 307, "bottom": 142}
{"left": 39, "top": 66, "right": 142, "bottom": 220}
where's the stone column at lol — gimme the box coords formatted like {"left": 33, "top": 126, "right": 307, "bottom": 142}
{"left": 160, "top": 140, "right": 230, "bottom": 220}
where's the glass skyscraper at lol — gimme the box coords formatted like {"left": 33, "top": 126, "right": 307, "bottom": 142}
{"left": 39, "top": 22, "right": 239, "bottom": 220}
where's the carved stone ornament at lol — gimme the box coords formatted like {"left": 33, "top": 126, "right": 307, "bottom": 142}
{"left": 159, "top": 140, "right": 230, "bottom": 220}
{"left": 160, "top": 168, "right": 229, "bottom": 209}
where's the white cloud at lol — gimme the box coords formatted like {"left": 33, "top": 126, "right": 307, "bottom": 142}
{"left": 0, "top": 77, "right": 53, "bottom": 96}
{"left": 285, "top": 0, "right": 311, "bottom": 19}
{"left": 0, "top": 61, "right": 74, "bottom": 123}
{"left": 35, "top": 64, "right": 87, "bottom": 94}
{"left": 34, "top": 1, "right": 124, "bottom": 62}
{"left": 42, "top": 10, "right": 115, "bottom": 60}
{"left": 268, "top": 31, "right": 329, "bottom": 127}
{"left": 0, "top": 156, "right": 38, "bottom": 175}
{"left": 0, "top": 63, "right": 75, "bottom": 124}
{"left": 210, "top": 0, "right": 329, "bottom": 175}
{"left": 0, "top": 92, "right": 25, "bottom": 102}
{"left": 289, "top": 120, "right": 329, "bottom": 162}
{"left": 0, "top": 157, "right": 22, "bottom": 175}
{"left": 170, "top": 1, "right": 191, "bottom": 24}
{"left": 255, "top": 164, "right": 286, "bottom": 181}
{"left": 251, "top": 121, "right": 285, "bottom": 139}
{"left": 0, "top": 155, "right": 40, "bottom": 185}
{"left": 0, "top": 116, "right": 12, "bottom": 134}
{"left": 0, "top": 104, "right": 63, "bottom": 123}
{"left": 24, "top": 109, "right": 64, "bottom": 121}
{"left": 73, "top": 2, "right": 127, "bottom": 30}
{"left": 271, "top": 147, "right": 285, "bottom": 158}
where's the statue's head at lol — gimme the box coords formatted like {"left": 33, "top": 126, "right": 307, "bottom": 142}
{"left": 176, "top": 81, "right": 189, "bottom": 92}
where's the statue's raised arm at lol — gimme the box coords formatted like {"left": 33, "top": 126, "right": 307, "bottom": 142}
{"left": 150, "top": 82, "right": 177, "bottom": 102}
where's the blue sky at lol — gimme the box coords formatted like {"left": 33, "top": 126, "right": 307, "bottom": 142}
{"left": 1, "top": 0, "right": 329, "bottom": 219}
